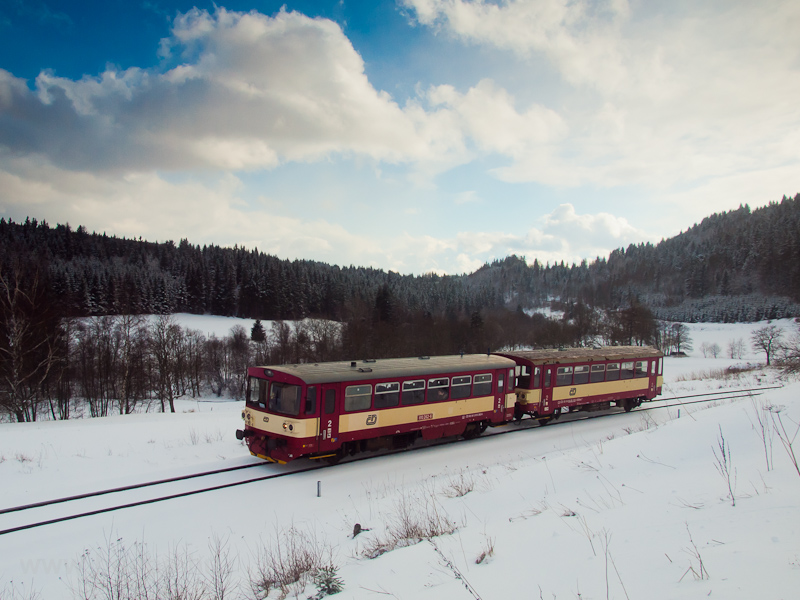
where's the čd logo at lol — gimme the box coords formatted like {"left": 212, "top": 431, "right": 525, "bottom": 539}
{"left": 366, "top": 414, "right": 377, "bottom": 426}
{"left": 569, "top": 388, "right": 577, "bottom": 396}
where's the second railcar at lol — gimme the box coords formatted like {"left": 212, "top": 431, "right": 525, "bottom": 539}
{"left": 497, "top": 346, "right": 664, "bottom": 423}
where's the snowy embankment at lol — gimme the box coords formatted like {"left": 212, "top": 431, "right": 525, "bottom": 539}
{"left": 1, "top": 320, "right": 799, "bottom": 599}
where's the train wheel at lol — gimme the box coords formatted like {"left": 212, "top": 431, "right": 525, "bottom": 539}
{"left": 623, "top": 399, "right": 635, "bottom": 412}
{"left": 538, "top": 416, "right": 552, "bottom": 426}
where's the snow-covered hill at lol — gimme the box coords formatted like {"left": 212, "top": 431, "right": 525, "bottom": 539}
{"left": 1, "top": 320, "right": 799, "bottom": 599}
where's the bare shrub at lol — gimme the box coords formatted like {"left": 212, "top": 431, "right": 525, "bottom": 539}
{"left": 442, "top": 469, "right": 476, "bottom": 498}
{"left": 248, "top": 525, "right": 334, "bottom": 598}
{"left": 361, "top": 489, "right": 461, "bottom": 559}
{"left": 674, "top": 364, "right": 759, "bottom": 382}
{"left": 475, "top": 534, "right": 495, "bottom": 564}
{"left": 712, "top": 426, "right": 737, "bottom": 506}
{"left": 206, "top": 534, "right": 237, "bottom": 600}
{"left": 769, "top": 406, "right": 800, "bottom": 478}
{"left": 0, "top": 582, "right": 42, "bottom": 600}
{"left": 679, "top": 524, "right": 709, "bottom": 581}
{"left": 70, "top": 532, "right": 236, "bottom": 600}
{"left": 748, "top": 397, "right": 775, "bottom": 471}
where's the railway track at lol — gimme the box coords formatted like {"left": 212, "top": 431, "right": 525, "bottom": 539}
{"left": 0, "top": 384, "right": 780, "bottom": 537}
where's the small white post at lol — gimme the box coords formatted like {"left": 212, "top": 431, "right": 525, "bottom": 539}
{"left": 317, "top": 481, "right": 321, "bottom": 497}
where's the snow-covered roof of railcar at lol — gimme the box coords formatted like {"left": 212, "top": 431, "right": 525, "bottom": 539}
{"left": 497, "top": 346, "right": 663, "bottom": 365}
{"left": 253, "top": 354, "right": 516, "bottom": 384}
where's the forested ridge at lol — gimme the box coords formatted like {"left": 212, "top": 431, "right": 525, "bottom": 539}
{"left": 1, "top": 193, "right": 799, "bottom": 324}
{"left": 470, "top": 193, "right": 800, "bottom": 322}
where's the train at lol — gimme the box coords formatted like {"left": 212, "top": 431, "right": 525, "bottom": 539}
{"left": 235, "top": 346, "right": 664, "bottom": 464}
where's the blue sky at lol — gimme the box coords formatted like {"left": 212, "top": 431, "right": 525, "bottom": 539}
{"left": 1, "top": 0, "right": 798, "bottom": 274}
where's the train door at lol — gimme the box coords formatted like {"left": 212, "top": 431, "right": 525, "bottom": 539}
{"left": 494, "top": 370, "right": 506, "bottom": 422}
{"left": 317, "top": 385, "right": 341, "bottom": 454}
{"left": 541, "top": 366, "right": 554, "bottom": 413}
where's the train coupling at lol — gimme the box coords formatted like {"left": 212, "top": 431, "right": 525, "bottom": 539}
{"left": 235, "top": 429, "right": 254, "bottom": 440}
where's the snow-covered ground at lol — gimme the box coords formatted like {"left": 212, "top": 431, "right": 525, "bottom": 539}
{"left": 1, "top": 320, "right": 799, "bottom": 599}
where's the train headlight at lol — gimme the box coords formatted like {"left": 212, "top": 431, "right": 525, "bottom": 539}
{"left": 283, "top": 422, "right": 294, "bottom": 431}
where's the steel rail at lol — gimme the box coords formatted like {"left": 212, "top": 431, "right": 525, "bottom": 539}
{"left": 0, "top": 385, "right": 779, "bottom": 536}
{"left": 0, "top": 461, "right": 267, "bottom": 516}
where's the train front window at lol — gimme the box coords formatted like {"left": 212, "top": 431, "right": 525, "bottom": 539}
{"left": 268, "top": 382, "right": 301, "bottom": 416}
{"left": 248, "top": 377, "right": 268, "bottom": 408}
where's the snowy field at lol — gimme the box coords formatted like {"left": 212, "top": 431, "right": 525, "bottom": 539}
{"left": 1, "top": 319, "right": 799, "bottom": 599}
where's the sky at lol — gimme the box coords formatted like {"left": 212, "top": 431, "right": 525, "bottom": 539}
{"left": 0, "top": 0, "right": 798, "bottom": 275}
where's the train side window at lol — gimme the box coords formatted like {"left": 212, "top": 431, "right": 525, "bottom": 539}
{"left": 497, "top": 373, "right": 505, "bottom": 393}
{"left": 324, "top": 389, "right": 336, "bottom": 414}
{"left": 305, "top": 386, "right": 317, "bottom": 415}
{"left": 375, "top": 382, "right": 400, "bottom": 408}
{"left": 344, "top": 384, "right": 372, "bottom": 412}
{"left": 556, "top": 366, "right": 573, "bottom": 386}
{"left": 508, "top": 368, "right": 515, "bottom": 391}
{"left": 635, "top": 361, "right": 647, "bottom": 378}
{"left": 650, "top": 360, "right": 656, "bottom": 375}
{"left": 573, "top": 365, "right": 589, "bottom": 384}
{"left": 659, "top": 358, "right": 663, "bottom": 375}
{"left": 544, "top": 369, "right": 551, "bottom": 387}
{"left": 621, "top": 361, "right": 634, "bottom": 379}
{"left": 473, "top": 374, "right": 492, "bottom": 396}
{"left": 534, "top": 367, "right": 541, "bottom": 387}
{"left": 427, "top": 377, "right": 450, "bottom": 402}
{"left": 590, "top": 364, "right": 605, "bottom": 383}
{"left": 402, "top": 380, "right": 425, "bottom": 405}
{"left": 451, "top": 375, "right": 471, "bottom": 399}
{"left": 606, "top": 363, "right": 620, "bottom": 381}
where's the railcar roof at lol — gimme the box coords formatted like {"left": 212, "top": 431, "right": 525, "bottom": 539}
{"left": 497, "top": 346, "right": 663, "bottom": 365}
{"left": 254, "top": 354, "right": 517, "bottom": 384}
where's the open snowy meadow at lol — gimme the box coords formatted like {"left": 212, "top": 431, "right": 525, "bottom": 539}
{"left": 1, "top": 319, "right": 799, "bottom": 599}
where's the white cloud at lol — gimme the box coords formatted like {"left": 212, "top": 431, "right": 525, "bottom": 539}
{"left": 403, "top": 0, "right": 800, "bottom": 191}
{"left": 0, "top": 8, "right": 468, "bottom": 174}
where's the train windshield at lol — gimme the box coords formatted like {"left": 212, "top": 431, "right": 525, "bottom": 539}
{"left": 247, "top": 377, "right": 268, "bottom": 408}
{"left": 268, "top": 382, "right": 302, "bottom": 416}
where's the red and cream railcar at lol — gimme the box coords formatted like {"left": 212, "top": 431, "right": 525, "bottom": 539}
{"left": 236, "top": 354, "right": 518, "bottom": 463}
{"left": 497, "top": 347, "right": 664, "bottom": 423}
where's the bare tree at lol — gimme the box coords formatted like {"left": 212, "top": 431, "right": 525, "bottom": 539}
{"left": 0, "top": 264, "right": 62, "bottom": 422}
{"left": 751, "top": 324, "right": 784, "bottom": 366}
{"left": 150, "top": 314, "right": 185, "bottom": 412}
{"left": 727, "top": 338, "right": 746, "bottom": 359}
